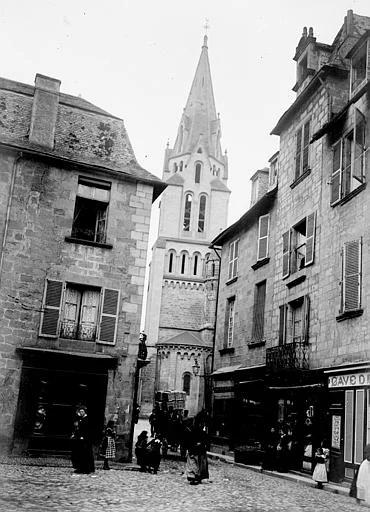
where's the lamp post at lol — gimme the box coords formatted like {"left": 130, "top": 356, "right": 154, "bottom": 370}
{"left": 128, "top": 331, "right": 150, "bottom": 461}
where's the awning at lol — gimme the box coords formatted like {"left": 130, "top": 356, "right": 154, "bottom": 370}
{"left": 268, "top": 383, "right": 325, "bottom": 391}
{"left": 17, "top": 346, "right": 118, "bottom": 368}
{"left": 211, "top": 364, "right": 242, "bottom": 377}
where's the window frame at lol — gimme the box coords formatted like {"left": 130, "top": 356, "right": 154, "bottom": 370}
{"left": 330, "top": 109, "right": 366, "bottom": 206}
{"left": 350, "top": 40, "right": 369, "bottom": 95}
{"left": 225, "top": 296, "right": 235, "bottom": 348}
{"left": 71, "top": 177, "right": 111, "bottom": 244}
{"left": 294, "top": 119, "right": 311, "bottom": 180}
{"left": 228, "top": 239, "right": 239, "bottom": 281}
{"left": 182, "top": 372, "right": 192, "bottom": 395}
{"left": 257, "top": 214, "right": 270, "bottom": 261}
{"left": 282, "top": 212, "right": 316, "bottom": 279}
{"left": 198, "top": 194, "right": 207, "bottom": 233}
{"left": 279, "top": 295, "right": 310, "bottom": 345}
{"left": 183, "top": 193, "right": 193, "bottom": 231}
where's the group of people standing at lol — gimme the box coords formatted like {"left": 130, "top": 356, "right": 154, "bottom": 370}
{"left": 137, "top": 410, "right": 210, "bottom": 485}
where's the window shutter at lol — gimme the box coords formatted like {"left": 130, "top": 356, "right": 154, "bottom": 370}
{"left": 302, "top": 121, "right": 310, "bottom": 172}
{"left": 257, "top": 215, "right": 269, "bottom": 260}
{"left": 302, "top": 295, "right": 310, "bottom": 343}
{"left": 39, "top": 280, "right": 64, "bottom": 337}
{"left": 282, "top": 230, "right": 291, "bottom": 278}
{"left": 305, "top": 212, "right": 316, "bottom": 266}
{"left": 331, "top": 140, "right": 342, "bottom": 205}
{"left": 252, "top": 281, "right": 266, "bottom": 341}
{"left": 353, "top": 108, "right": 366, "bottom": 183}
{"left": 97, "top": 288, "right": 120, "bottom": 344}
{"left": 295, "top": 126, "right": 302, "bottom": 178}
{"left": 342, "top": 239, "right": 362, "bottom": 312}
{"left": 228, "top": 243, "right": 234, "bottom": 280}
{"left": 234, "top": 239, "right": 239, "bottom": 277}
{"left": 279, "top": 305, "right": 287, "bottom": 345}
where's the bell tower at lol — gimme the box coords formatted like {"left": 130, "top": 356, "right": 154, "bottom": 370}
{"left": 140, "top": 36, "right": 230, "bottom": 417}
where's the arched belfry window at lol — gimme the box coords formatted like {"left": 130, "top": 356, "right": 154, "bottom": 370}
{"left": 195, "top": 163, "right": 201, "bottom": 184}
{"left": 198, "top": 195, "right": 206, "bottom": 232}
{"left": 180, "top": 252, "right": 188, "bottom": 274}
{"left": 183, "top": 194, "right": 192, "bottom": 231}
{"left": 183, "top": 372, "right": 191, "bottom": 395}
{"left": 179, "top": 161, "right": 183, "bottom": 172}
{"left": 168, "top": 250, "right": 175, "bottom": 273}
{"left": 193, "top": 253, "right": 200, "bottom": 275}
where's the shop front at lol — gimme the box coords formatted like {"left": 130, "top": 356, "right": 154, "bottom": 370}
{"left": 265, "top": 369, "right": 328, "bottom": 473}
{"left": 210, "top": 365, "right": 239, "bottom": 454}
{"left": 233, "top": 365, "right": 266, "bottom": 465}
{"left": 13, "top": 347, "right": 117, "bottom": 456}
{"left": 325, "top": 363, "right": 370, "bottom": 483}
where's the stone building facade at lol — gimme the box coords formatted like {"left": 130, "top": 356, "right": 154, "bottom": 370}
{"left": 0, "top": 74, "right": 165, "bottom": 459}
{"left": 140, "top": 36, "right": 230, "bottom": 417}
{"left": 211, "top": 10, "right": 370, "bottom": 482}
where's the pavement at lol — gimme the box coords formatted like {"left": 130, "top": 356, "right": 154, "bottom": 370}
{"left": 0, "top": 419, "right": 364, "bottom": 511}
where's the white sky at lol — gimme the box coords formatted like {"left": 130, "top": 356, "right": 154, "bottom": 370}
{"left": 1, "top": 0, "right": 370, "bottom": 327}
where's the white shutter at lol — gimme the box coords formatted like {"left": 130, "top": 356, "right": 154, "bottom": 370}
{"left": 305, "top": 212, "right": 316, "bottom": 266}
{"left": 282, "top": 230, "right": 291, "bottom": 278}
{"left": 97, "top": 288, "right": 120, "bottom": 344}
{"left": 331, "top": 140, "right": 342, "bottom": 205}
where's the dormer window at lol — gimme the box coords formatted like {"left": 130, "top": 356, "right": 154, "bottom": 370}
{"left": 351, "top": 41, "right": 368, "bottom": 94}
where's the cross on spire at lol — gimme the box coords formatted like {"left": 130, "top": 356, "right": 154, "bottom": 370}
{"left": 204, "top": 18, "right": 210, "bottom": 34}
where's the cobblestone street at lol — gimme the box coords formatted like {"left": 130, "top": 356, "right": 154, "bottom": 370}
{"left": 0, "top": 459, "right": 364, "bottom": 512}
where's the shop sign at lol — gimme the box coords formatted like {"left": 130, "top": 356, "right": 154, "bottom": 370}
{"left": 328, "top": 372, "right": 370, "bottom": 388}
{"left": 331, "top": 415, "right": 341, "bottom": 449}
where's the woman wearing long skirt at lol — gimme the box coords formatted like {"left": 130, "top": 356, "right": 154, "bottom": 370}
{"left": 71, "top": 406, "right": 95, "bottom": 475}
{"left": 186, "top": 412, "right": 209, "bottom": 485}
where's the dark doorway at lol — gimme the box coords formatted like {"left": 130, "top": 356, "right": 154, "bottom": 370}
{"left": 13, "top": 355, "right": 108, "bottom": 456}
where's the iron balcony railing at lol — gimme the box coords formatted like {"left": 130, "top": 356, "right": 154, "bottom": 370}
{"left": 266, "top": 338, "right": 310, "bottom": 372}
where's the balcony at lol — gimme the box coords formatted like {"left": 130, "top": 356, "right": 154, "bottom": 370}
{"left": 266, "top": 339, "right": 310, "bottom": 372}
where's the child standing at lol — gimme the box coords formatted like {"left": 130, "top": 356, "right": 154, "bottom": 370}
{"left": 312, "top": 445, "right": 328, "bottom": 489}
{"left": 100, "top": 422, "right": 116, "bottom": 470}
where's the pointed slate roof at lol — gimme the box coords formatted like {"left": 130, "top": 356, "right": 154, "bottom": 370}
{"left": 173, "top": 36, "right": 222, "bottom": 159}
{"left": 166, "top": 173, "right": 184, "bottom": 186}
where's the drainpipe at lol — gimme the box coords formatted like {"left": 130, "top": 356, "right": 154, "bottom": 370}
{"left": 210, "top": 245, "right": 222, "bottom": 374}
{"left": 0, "top": 153, "right": 22, "bottom": 290}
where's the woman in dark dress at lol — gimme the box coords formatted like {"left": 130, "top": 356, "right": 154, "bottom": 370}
{"left": 71, "top": 406, "right": 95, "bottom": 474}
{"left": 185, "top": 412, "right": 209, "bottom": 485}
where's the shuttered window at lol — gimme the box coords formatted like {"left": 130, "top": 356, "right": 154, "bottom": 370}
{"left": 39, "top": 280, "right": 64, "bottom": 337}
{"left": 341, "top": 239, "right": 362, "bottom": 312}
{"left": 305, "top": 213, "right": 316, "bottom": 265}
{"left": 331, "top": 109, "right": 366, "bottom": 205}
{"left": 279, "top": 295, "right": 310, "bottom": 345}
{"left": 282, "top": 213, "right": 316, "bottom": 278}
{"left": 252, "top": 281, "right": 266, "bottom": 342}
{"left": 98, "top": 288, "right": 120, "bottom": 344}
{"left": 295, "top": 120, "right": 310, "bottom": 180}
{"left": 282, "top": 231, "right": 291, "bottom": 278}
{"left": 225, "top": 297, "right": 235, "bottom": 348}
{"left": 257, "top": 215, "right": 269, "bottom": 260}
{"left": 228, "top": 239, "right": 239, "bottom": 280}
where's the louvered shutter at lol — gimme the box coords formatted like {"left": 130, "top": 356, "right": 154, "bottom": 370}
{"left": 282, "top": 230, "right": 291, "bottom": 278}
{"left": 295, "top": 126, "right": 302, "bottom": 179}
{"left": 342, "top": 239, "right": 362, "bottom": 312}
{"left": 257, "top": 215, "right": 269, "bottom": 260}
{"left": 302, "top": 295, "right": 310, "bottom": 343}
{"left": 39, "top": 280, "right": 64, "bottom": 337}
{"left": 331, "top": 140, "right": 342, "bottom": 205}
{"left": 302, "top": 121, "right": 310, "bottom": 172}
{"left": 97, "top": 288, "right": 120, "bottom": 344}
{"left": 279, "top": 305, "right": 287, "bottom": 346}
{"left": 305, "top": 212, "right": 316, "bottom": 266}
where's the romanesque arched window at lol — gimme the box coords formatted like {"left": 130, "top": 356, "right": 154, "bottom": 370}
{"left": 183, "top": 372, "right": 191, "bottom": 395}
{"left": 174, "top": 163, "right": 178, "bottom": 173}
{"left": 168, "top": 250, "right": 176, "bottom": 273}
{"left": 198, "top": 195, "right": 206, "bottom": 232}
{"left": 179, "top": 161, "right": 183, "bottom": 172}
{"left": 180, "top": 251, "right": 188, "bottom": 275}
{"left": 193, "top": 253, "right": 200, "bottom": 276}
{"left": 195, "top": 163, "right": 201, "bottom": 183}
{"left": 183, "top": 193, "right": 192, "bottom": 231}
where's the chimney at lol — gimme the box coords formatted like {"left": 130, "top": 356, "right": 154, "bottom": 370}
{"left": 29, "top": 74, "right": 61, "bottom": 149}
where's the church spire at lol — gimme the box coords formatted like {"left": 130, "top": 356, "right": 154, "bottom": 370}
{"left": 173, "top": 35, "right": 222, "bottom": 159}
